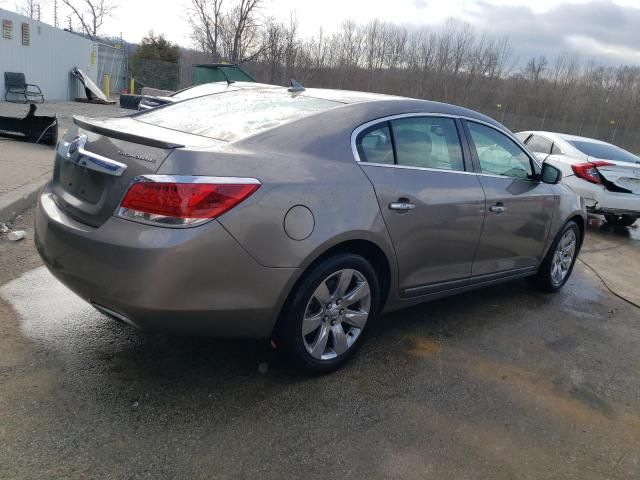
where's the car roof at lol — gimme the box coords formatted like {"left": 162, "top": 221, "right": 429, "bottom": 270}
{"left": 263, "top": 86, "right": 503, "bottom": 127}
{"left": 522, "top": 130, "right": 611, "bottom": 146}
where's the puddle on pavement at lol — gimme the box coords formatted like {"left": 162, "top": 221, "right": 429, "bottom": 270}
{"left": 0, "top": 266, "right": 106, "bottom": 352}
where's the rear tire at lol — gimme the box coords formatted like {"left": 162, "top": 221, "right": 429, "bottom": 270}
{"left": 530, "top": 221, "right": 581, "bottom": 292}
{"left": 604, "top": 214, "right": 637, "bottom": 227}
{"left": 277, "top": 254, "right": 380, "bottom": 373}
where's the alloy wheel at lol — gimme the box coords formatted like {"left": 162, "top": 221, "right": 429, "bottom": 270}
{"left": 551, "top": 229, "right": 577, "bottom": 286}
{"left": 302, "top": 269, "right": 371, "bottom": 361}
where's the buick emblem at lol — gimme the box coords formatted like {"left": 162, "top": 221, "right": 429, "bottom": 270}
{"left": 66, "top": 134, "right": 87, "bottom": 157}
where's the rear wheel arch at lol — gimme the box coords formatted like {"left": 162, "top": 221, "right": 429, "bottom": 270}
{"left": 271, "top": 238, "right": 392, "bottom": 341}
{"left": 567, "top": 214, "right": 585, "bottom": 248}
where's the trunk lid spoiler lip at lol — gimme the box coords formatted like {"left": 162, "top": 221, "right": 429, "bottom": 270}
{"left": 73, "top": 115, "right": 186, "bottom": 150}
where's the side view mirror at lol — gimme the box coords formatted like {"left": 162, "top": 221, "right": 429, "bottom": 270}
{"left": 541, "top": 162, "right": 562, "bottom": 184}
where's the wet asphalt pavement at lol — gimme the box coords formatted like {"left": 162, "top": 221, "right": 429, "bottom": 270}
{"left": 1, "top": 208, "right": 639, "bottom": 479}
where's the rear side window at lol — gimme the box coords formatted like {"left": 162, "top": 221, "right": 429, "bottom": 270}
{"left": 466, "top": 121, "right": 533, "bottom": 179}
{"left": 135, "top": 90, "right": 341, "bottom": 141}
{"left": 356, "top": 124, "right": 394, "bottom": 164}
{"left": 390, "top": 117, "right": 464, "bottom": 171}
{"left": 526, "top": 135, "right": 553, "bottom": 155}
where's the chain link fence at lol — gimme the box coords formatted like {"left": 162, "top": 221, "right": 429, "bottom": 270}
{"left": 128, "top": 58, "right": 181, "bottom": 94}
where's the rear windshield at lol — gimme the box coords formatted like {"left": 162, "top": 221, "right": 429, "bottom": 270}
{"left": 135, "top": 90, "right": 342, "bottom": 141}
{"left": 171, "top": 83, "right": 230, "bottom": 100}
{"left": 568, "top": 140, "right": 640, "bottom": 164}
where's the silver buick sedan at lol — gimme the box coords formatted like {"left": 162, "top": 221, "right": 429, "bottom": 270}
{"left": 35, "top": 86, "right": 585, "bottom": 371}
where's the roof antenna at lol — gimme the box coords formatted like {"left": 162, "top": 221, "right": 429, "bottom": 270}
{"left": 288, "top": 79, "right": 305, "bottom": 93}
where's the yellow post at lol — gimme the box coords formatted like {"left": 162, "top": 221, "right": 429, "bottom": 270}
{"left": 102, "top": 74, "right": 110, "bottom": 98}
{"left": 129, "top": 78, "right": 135, "bottom": 95}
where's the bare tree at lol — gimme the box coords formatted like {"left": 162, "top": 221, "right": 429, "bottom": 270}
{"left": 61, "top": 0, "right": 115, "bottom": 38}
{"left": 524, "top": 55, "right": 548, "bottom": 83}
{"left": 224, "top": 0, "right": 263, "bottom": 63}
{"left": 189, "top": 0, "right": 224, "bottom": 62}
{"left": 16, "top": 0, "right": 41, "bottom": 19}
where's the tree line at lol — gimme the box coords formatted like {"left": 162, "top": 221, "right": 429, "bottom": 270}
{"left": 189, "top": 0, "right": 640, "bottom": 151}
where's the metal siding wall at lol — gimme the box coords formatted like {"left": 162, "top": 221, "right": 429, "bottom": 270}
{"left": 0, "top": 8, "right": 98, "bottom": 101}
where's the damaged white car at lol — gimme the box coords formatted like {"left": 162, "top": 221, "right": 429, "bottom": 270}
{"left": 517, "top": 131, "right": 640, "bottom": 227}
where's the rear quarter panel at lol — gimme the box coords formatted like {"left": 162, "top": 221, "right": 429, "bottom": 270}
{"left": 542, "top": 183, "right": 587, "bottom": 256}
{"left": 157, "top": 109, "right": 400, "bottom": 306}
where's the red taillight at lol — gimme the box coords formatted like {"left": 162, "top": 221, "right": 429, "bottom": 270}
{"left": 117, "top": 178, "right": 260, "bottom": 227}
{"left": 571, "top": 161, "right": 613, "bottom": 184}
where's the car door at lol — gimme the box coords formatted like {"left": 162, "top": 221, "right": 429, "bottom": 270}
{"left": 354, "top": 115, "right": 486, "bottom": 297}
{"left": 463, "top": 120, "right": 556, "bottom": 276}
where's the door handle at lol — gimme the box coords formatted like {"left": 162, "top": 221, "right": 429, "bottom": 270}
{"left": 489, "top": 203, "right": 506, "bottom": 214}
{"left": 389, "top": 201, "right": 415, "bottom": 212}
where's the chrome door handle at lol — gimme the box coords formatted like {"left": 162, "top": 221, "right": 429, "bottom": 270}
{"left": 489, "top": 204, "right": 506, "bottom": 214}
{"left": 389, "top": 202, "right": 415, "bottom": 211}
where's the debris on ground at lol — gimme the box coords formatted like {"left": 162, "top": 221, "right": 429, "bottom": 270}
{"left": 0, "top": 104, "right": 58, "bottom": 146}
{"left": 0, "top": 223, "right": 9, "bottom": 234}
{"left": 7, "top": 231, "right": 26, "bottom": 241}
{"left": 71, "top": 68, "right": 115, "bottom": 105}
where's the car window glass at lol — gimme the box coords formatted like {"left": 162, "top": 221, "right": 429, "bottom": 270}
{"left": 551, "top": 143, "right": 563, "bottom": 155}
{"left": 390, "top": 117, "right": 464, "bottom": 171}
{"left": 526, "top": 135, "right": 553, "bottom": 155}
{"left": 356, "top": 123, "right": 394, "bottom": 164}
{"left": 567, "top": 140, "right": 640, "bottom": 164}
{"left": 515, "top": 132, "right": 530, "bottom": 143}
{"left": 467, "top": 122, "right": 533, "bottom": 179}
{"left": 135, "top": 90, "right": 341, "bottom": 141}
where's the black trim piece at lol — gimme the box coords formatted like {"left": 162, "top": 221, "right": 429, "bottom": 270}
{"left": 73, "top": 116, "right": 185, "bottom": 150}
{"left": 402, "top": 266, "right": 538, "bottom": 298}
{"left": 455, "top": 117, "right": 474, "bottom": 173}
{"left": 461, "top": 119, "right": 482, "bottom": 173}
{"left": 387, "top": 120, "right": 398, "bottom": 165}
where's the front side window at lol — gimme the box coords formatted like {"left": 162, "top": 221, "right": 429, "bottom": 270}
{"left": 467, "top": 122, "right": 533, "bottom": 179}
{"left": 389, "top": 117, "right": 464, "bottom": 171}
{"left": 356, "top": 123, "right": 394, "bottom": 164}
{"left": 526, "top": 135, "right": 553, "bottom": 155}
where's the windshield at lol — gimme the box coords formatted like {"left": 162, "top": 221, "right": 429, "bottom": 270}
{"left": 135, "top": 90, "right": 342, "bottom": 141}
{"left": 569, "top": 140, "right": 640, "bottom": 164}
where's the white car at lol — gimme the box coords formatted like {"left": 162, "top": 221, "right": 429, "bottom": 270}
{"left": 517, "top": 131, "right": 640, "bottom": 227}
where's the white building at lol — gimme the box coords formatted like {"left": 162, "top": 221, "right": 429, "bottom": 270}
{"left": 0, "top": 8, "right": 98, "bottom": 101}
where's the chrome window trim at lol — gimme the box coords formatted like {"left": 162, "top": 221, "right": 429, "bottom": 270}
{"left": 350, "top": 112, "right": 541, "bottom": 174}
{"left": 357, "top": 162, "right": 479, "bottom": 176}
{"left": 130, "top": 175, "right": 261, "bottom": 185}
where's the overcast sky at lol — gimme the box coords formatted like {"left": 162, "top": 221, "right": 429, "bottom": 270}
{"left": 3, "top": 0, "right": 640, "bottom": 66}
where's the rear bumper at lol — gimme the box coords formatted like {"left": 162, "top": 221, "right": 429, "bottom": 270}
{"left": 563, "top": 175, "right": 640, "bottom": 215}
{"left": 34, "top": 185, "right": 299, "bottom": 337}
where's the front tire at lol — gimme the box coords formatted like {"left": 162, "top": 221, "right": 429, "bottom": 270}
{"left": 531, "top": 221, "right": 581, "bottom": 292}
{"left": 604, "top": 214, "right": 637, "bottom": 227}
{"left": 277, "top": 254, "right": 380, "bottom": 373}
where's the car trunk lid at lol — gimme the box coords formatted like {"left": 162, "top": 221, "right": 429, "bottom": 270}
{"left": 593, "top": 158, "right": 640, "bottom": 194}
{"left": 51, "top": 116, "right": 221, "bottom": 227}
